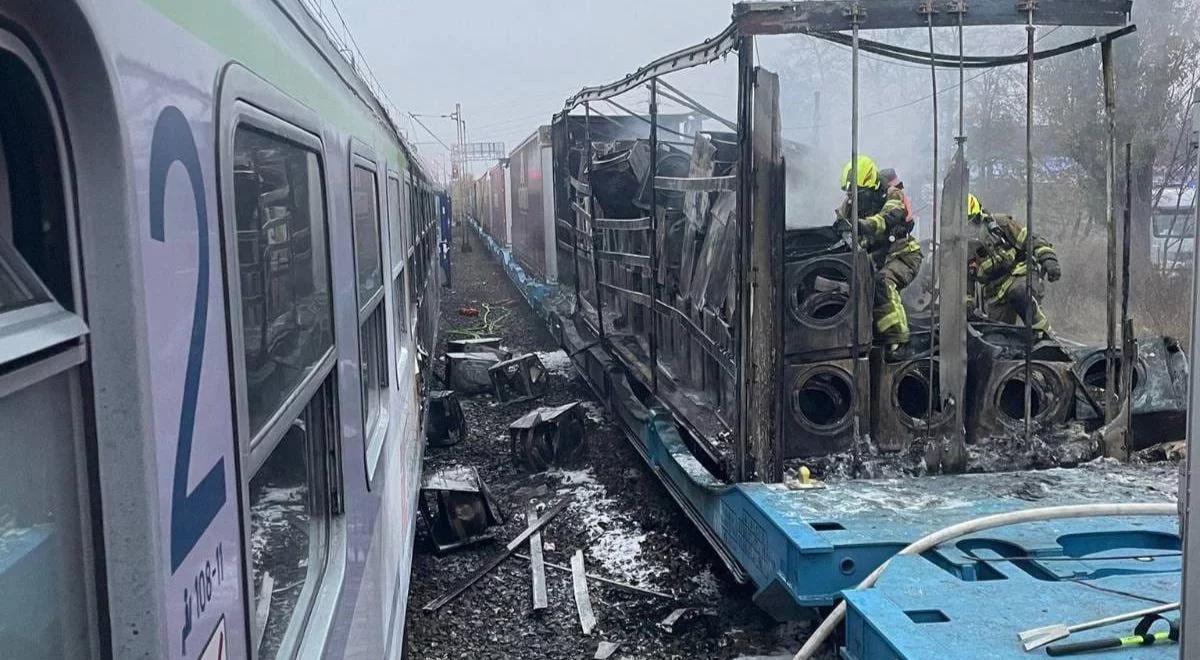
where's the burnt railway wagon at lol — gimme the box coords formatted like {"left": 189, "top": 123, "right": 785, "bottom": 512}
{"left": 0, "top": 1, "right": 444, "bottom": 658}
{"left": 464, "top": 1, "right": 1192, "bottom": 658}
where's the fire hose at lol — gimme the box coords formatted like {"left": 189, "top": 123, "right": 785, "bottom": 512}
{"left": 792, "top": 502, "right": 1177, "bottom": 659}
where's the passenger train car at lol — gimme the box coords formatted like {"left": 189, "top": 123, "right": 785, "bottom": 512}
{"left": 0, "top": 0, "right": 442, "bottom": 658}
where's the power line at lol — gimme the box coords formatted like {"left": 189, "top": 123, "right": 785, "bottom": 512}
{"left": 409, "top": 113, "right": 452, "bottom": 151}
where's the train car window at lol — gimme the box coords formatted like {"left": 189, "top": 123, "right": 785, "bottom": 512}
{"left": 351, "top": 166, "right": 383, "bottom": 308}
{"left": 386, "top": 174, "right": 404, "bottom": 273}
{"left": 360, "top": 302, "right": 387, "bottom": 450}
{"left": 0, "top": 36, "right": 98, "bottom": 660}
{"left": 232, "top": 127, "right": 334, "bottom": 439}
{"left": 250, "top": 375, "right": 335, "bottom": 659}
{"left": 387, "top": 175, "right": 407, "bottom": 355}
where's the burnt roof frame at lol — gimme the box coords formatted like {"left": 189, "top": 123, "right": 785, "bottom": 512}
{"left": 732, "top": 0, "right": 1132, "bottom": 33}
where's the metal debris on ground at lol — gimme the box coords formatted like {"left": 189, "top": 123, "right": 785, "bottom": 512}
{"left": 417, "top": 466, "right": 505, "bottom": 553}
{"left": 658, "top": 607, "right": 716, "bottom": 634}
{"left": 512, "top": 552, "right": 677, "bottom": 600}
{"left": 446, "top": 351, "right": 502, "bottom": 393}
{"left": 659, "top": 608, "right": 691, "bottom": 633}
{"left": 447, "top": 336, "right": 510, "bottom": 360}
{"left": 422, "top": 499, "right": 570, "bottom": 612}
{"left": 509, "top": 402, "right": 587, "bottom": 470}
{"left": 593, "top": 641, "right": 621, "bottom": 659}
{"left": 425, "top": 390, "right": 467, "bottom": 447}
{"left": 527, "top": 505, "right": 548, "bottom": 611}
{"left": 571, "top": 549, "right": 598, "bottom": 635}
{"left": 490, "top": 352, "right": 549, "bottom": 402}
{"left": 457, "top": 306, "right": 479, "bottom": 317}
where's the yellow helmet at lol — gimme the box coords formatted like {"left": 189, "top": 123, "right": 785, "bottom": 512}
{"left": 840, "top": 155, "right": 878, "bottom": 191}
{"left": 967, "top": 193, "right": 982, "bottom": 218}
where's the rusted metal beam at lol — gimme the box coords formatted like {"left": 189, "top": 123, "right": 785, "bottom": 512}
{"left": 732, "top": 0, "right": 1131, "bottom": 34}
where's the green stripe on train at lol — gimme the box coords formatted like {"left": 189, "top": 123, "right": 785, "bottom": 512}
{"left": 142, "top": 0, "right": 409, "bottom": 171}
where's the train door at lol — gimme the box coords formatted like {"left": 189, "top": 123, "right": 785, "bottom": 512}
{"left": 0, "top": 29, "right": 100, "bottom": 660}
{"left": 217, "top": 73, "right": 346, "bottom": 659}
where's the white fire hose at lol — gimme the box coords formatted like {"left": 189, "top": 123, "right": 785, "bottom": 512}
{"left": 792, "top": 502, "right": 1178, "bottom": 659}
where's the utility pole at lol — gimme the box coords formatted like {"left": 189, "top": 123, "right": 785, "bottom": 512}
{"left": 450, "top": 102, "right": 470, "bottom": 251}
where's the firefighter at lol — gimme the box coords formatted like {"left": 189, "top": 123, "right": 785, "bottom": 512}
{"left": 966, "top": 193, "right": 1061, "bottom": 339}
{"left": 833, "top": 155, "right": 923, "bottom": 357}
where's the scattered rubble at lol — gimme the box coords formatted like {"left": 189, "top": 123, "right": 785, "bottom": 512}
{"left": 406, "top": 236, "right": 792, "bottom": 659}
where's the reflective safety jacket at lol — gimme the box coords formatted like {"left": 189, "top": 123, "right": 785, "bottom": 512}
{"left": 973, "top": 212, "right": 1056, "bottom": 290}
{"left": 836, "top": 186, "right": 920, "bottom": 263}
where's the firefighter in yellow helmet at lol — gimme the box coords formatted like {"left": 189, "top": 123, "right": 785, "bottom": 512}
{"left": 966, "top": 193, "right": 1061, "bottom": 338}
{"left": 833, "top": 155, "right": 923, "bottom": 357}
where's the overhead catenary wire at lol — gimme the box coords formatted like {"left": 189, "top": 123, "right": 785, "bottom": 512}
{"left": 409, "top": 113, "right": 453, "bottom": 151}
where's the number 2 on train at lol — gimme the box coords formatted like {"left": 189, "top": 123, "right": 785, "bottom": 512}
{"left": 149, "top": 106, "right": 227, "bottom": 573}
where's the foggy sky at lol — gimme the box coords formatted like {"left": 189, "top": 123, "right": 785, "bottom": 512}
{"left": 340, "top": 0, "right": 734, "bottom": 178}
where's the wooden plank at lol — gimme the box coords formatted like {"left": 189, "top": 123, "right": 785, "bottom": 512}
{"left": 421, "top": 500, "right": 569, "bottom": 612}
{"left": 655, "top": 175, "right": 737, "bottom": 192}
{"left": 527, "top": 506, "right": 548, "bottom": 611}
{"left": 513, "top": 552, "right": 677, "bottom": 600}
{"left": 732, "top": 1, "right": 1132, "bottom": 34}
{"left": 571, "top": 550, "right": 597, "bottom": 635}
{"left": 594, "top": 641, "right": 621, "bottom": 659}
{"left": 572, "top": 200, "right": 593, "bottom": 219}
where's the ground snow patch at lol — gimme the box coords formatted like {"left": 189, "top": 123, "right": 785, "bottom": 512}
{"left": 535, "top": 350, "right": 574, "bottom": 377}
{"left": 548, "top": 467, "right": 667, "bottom": 588}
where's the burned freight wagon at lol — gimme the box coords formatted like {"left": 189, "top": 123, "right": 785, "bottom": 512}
{"left": 471, "top": 2, "right": 1188, "bottom": 658}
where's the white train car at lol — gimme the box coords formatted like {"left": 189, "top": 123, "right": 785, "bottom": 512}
{"left": 0, "top": 0, "right": 440, "bottom": 657}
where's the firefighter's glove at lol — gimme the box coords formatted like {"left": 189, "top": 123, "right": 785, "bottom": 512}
{"left": 1042, "top": 257, "right": 1062, "bottom": 283}
{"left": 883, "top": 206, "right": 908, "bottom": 230}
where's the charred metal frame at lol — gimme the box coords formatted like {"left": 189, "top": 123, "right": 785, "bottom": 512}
{"left": 555, "top": 0, "right": 1136, "bottom": 483}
